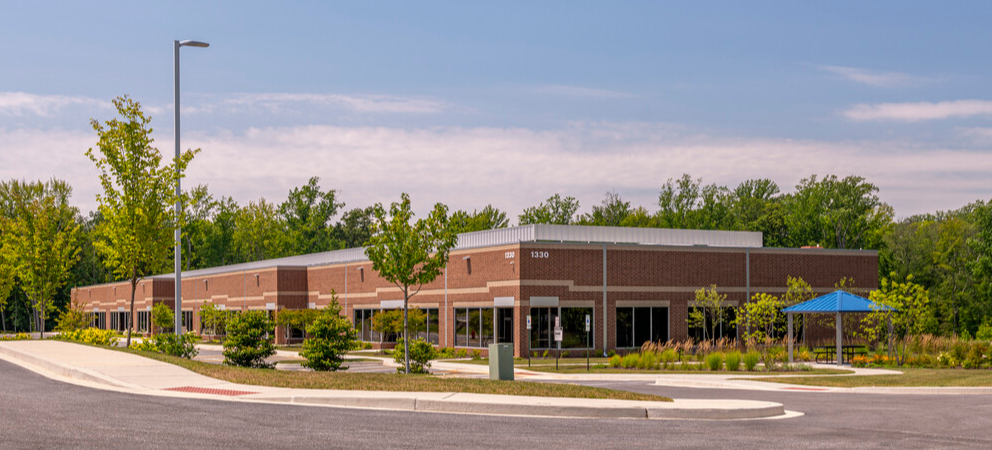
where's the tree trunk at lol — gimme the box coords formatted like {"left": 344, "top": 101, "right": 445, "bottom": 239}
{"left": 2, "top": 307, "right": 6, "bottom": 333}
{"left": 403, "top": 286, "right": 410, "bottom": 374}
{"left": 126, "top": 276, "right": 137, "bottom": 349}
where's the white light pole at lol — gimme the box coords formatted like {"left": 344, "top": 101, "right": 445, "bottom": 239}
{"left": 174, "top": 39, "right": 209, "bottom": 335}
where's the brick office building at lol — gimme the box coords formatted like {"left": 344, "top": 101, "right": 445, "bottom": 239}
{"left": 72, "top": 225, "right": 878, "bottom": 357}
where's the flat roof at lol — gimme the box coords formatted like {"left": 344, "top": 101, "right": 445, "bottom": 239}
{"left": 139, "top": 224, "right": 763, "bottom": 281}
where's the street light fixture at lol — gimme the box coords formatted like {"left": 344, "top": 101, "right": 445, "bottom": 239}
{"left": 174, "top": 39, "right": 209, "bottom": 335}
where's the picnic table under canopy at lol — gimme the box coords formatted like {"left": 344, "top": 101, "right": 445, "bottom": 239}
{"left": 781, "top": 290, "right": 896, "bottom": 365}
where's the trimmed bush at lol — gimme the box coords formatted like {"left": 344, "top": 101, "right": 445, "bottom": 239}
{"left": 724, "top": 351, "right": 741, "bottom": 371}
{"left": 743, "top": 351, "right": 760, "bottom": 371}
{"left": 302, "top": 305, "right": 358, "bottom": 372}
{"left": 705, "top": 352, "right": 723, "bottom": 371}
{"left": 393, "top": 337, "right": 439, "bottom": 374}
{"left": 223, "top": 311, "right": 276, "bottom": 368}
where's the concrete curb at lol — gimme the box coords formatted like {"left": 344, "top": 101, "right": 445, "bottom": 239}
{"left": 0, "top": 343, "right": 141, "bottom": 390}
{"left": 0, "top": 341, "right": 790, "bottom": 421}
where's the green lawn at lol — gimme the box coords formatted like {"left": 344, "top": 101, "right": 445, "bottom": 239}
{"left": 742, "top": 368, "right": 992, "bottom": 388}
{"left": 101, "top": 344, "right": 671, "bottom": 402}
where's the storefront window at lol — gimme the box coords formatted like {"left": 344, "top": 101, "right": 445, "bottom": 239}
{"left": 530, "top": 307, "right": 594, "bottom": 349}
{"left": 616, "top": 307, "right": 669, "bottom": 348}
{"left": 454, "top": 307, "right": 513, "bottom": 348}
{"left": 687, "top": 307, "right": 736, "bottom": 342}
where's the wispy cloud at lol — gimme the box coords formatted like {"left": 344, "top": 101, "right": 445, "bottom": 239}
{"left": 0, "top": 92, "right": 110, "bottom": 117}
{"left": 533, "top": 85, "right": 633, "bottom": 99}
{"left": 956, "top": 127, "right": 992, "bottom": 144}
{"left": 844, "top": 100, "right": 992, "bottom": 122}
{"left": 166, "top": 93, "right": 449, "bottom": 115}
{"left": 4, "top": 122, "right": 988, "bottom": 219}
{"left": 816, "top": 65, "right": 925, "bottom": 88}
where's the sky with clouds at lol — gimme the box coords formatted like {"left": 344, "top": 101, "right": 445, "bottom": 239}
{"left": 1, "top": 1, "right": 991, "bottom": 220}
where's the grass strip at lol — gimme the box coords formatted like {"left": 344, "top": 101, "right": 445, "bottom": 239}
{"left": 740, "top": 368, "right": 992, "bottom": 388}
{"left": 99, "top": 344, "right": 672, "bottom": 402}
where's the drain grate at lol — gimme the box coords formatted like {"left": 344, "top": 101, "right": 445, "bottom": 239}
{"left": 163, "top": 386, "right": 258, "bottom": 396}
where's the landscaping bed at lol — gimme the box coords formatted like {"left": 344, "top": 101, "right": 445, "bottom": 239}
{"left": 110, "top": 345, "right": 671, "bottom": 402}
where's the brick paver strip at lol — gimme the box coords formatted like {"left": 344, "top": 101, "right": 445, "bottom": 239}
{"left": 163, "top": 386, "right": 258, "bottom": 396}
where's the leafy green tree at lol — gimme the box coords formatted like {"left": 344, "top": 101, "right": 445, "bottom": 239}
{"left": 863, "top": 274, "right": 935, "bottom": 365}
{"left": 280, "top": 177, "right": 344, "bottom": 255}
{"left": 199, "top": 302, "right": 226, "bottom": 336}
{"left": 333, "top": 206, "right": 375, "bottom": 249}
{"left": 371, "top": 308, "right": 426, "bottom": 349}
{"left": 0, "top": 179, "right": 81, "bottom": 337}
{"left": 687, "top": 285, "right": 728, "bottom": 342}
{"left": 450, "top": 205, "right": 509, "bottom": 233}
{"left": 971, "top": 201, "right": 992, "bottom": 311}
{"left": 86, "top": 96, "right": 197, "bottom": 348}
{"left": 518, "top": 194, "right": 580, "bottom": 225}
{"left": 782, "top": 276, "right": 815, "bottom": 344}
{"left": 784, "top": 175, "right": 893, "bottom": 249}
{"left": 181, "top": 184, "right": 216, "bottom": 271}
{"left": 232, "top": 199, "right": 288, "bottom": 263}
{"left": 0, "top": 215, "right": 13, "bottom": 332}
{"left": 301, "top": 296, "right": 357, "bottom": 371}
{"left": 656, "top": 174, "right": 733, "bottom": 230}
{"left": 201, "top": 196, "right": 239, "bottom": 267}
{"left": 223, "top": 310, "right": 276, "bottom": 368}
{"left": 366, "top": 193, "right": 457, "bottom": 373}
{"left": 151, "top": 302, "right": 174, "bottom": 334}
{"left": 56, "top": 297, "right": 91, "bottom": 332}
{"left": 275, "top": 308, "right": 320, "bottom": 341}
{"left": 738, "top": 292, "right": 783, "bottom": 341}
{"left": 578, "top": 191, "right": 632, "bottom": 226}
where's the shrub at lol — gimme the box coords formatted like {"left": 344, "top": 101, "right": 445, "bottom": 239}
{"left": 560, "top": 350, "right": 570, "bottom": 358}
{"left": 705, "top": 352, "right": 723, "bottom": 371}
{"left": 609, "top": 354, "right": 622, "bottom": 368}
{"left": 438, "top": 347, "right": 455, "bottom": 359}
{"left": 151, "top": 303, "right": 174, "bottom": 334}
{"left": 223, "top": 311, "right": 276, "bottom": 368}
{"left": 743, "top": 351, "right": 760, "bottom": 371}
{"left": 56, "top": 299, "right": 91, "bottom": 332}
{"left": 455, "top": 348, "right": 467, "bottom": 358}
{"left": 607, "top": 349, "right": 617, "bottom": 358}
{"left": 393, "top": 338, "right": 439, "bottom": 374}
{"left": 621, "top": 353, "right": 639, "bottom": 369}
{"left": 724, "top": 351, "right": 741, "bottom": 371}
{"left": 301, "top": 305, "right": 357, "bottom": 372}
{"left": 542, "top": 350, "right": 550, "bottom": 359}
{"left": 638, "top": 351, "right": 657, "bottom": 370}
{"left": 151, "top": 333, "right": 200, "bottom": 358}
{"left": 58, "top": 328, "right": 119, "bottom": 346}
{"left": 471, "top": 349, "right": 483, "bottom": 360}
{"left": 977, "top": 321, "right": 992, "bottom": 341}
{"left": 1, "top": 332, "right": 31, "bottom": 341}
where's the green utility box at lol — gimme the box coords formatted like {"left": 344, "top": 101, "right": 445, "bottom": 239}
{"left": 489, "top": 343, "right": 514, "bottom": 381}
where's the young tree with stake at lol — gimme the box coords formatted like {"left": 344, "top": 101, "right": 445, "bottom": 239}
{"left": 365, "top": 193, "right": 457, "bottom": 374}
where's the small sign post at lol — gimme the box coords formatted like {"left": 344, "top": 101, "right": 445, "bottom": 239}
{"left": 585, "top": 314, "right": 591, "bottom": 371}
{"left": 554, "top": 316, "right": 563, "bottom": 370}
{"left": 526, "top": 315, "right": 532, "bottom": 367}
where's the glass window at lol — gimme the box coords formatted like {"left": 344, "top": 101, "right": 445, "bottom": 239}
{"left": 651, "top": 307, "right": 669, "bottom": 342}
{"left": 529, "top": 307, "right": 593, "bottom": 349}
{"left": 496, "top": 308, "right": 514, "bottom": 344}
{"left": 615, "top": 308, "right": 633, "bottom": 348}
{"left": 182, "top": 311, "right": 194, "bottom": 333}
{"left": 428, "top": 309, "right": 439, "bottom": 345}
{"left": 467, "top": 309, "right": 481, "bottom": 347}
{"left": 455, "top": 309, "right": 467, "bottom": 347}
{"left": 480, "top": 308, "right": 494, "bottom": 346}
{"left": 688, "top": 307, "right": 738, "bottom": 342}
{"left": 616, "top": 306, "right": 669, "bottom": 348}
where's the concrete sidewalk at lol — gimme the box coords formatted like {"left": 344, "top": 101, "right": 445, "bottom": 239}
{"left": 0, "top": 340, "right": 788, "bottom": 420}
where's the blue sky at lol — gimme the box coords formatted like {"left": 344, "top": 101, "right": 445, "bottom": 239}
{"left": 2, "top": 1, "right": 991, "bottom": 219}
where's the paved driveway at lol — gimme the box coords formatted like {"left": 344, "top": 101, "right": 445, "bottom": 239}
{"left": 3, "top": 359, "right": 992, "bottom": 449}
